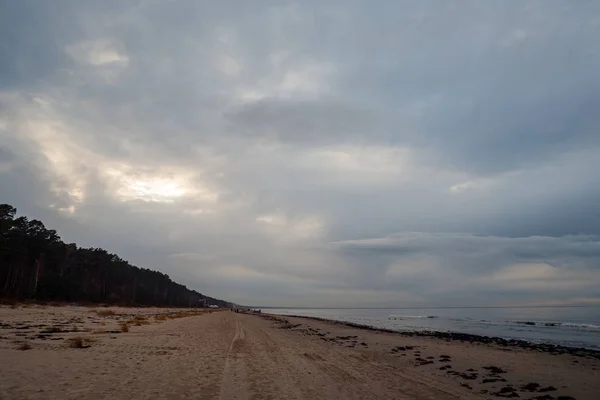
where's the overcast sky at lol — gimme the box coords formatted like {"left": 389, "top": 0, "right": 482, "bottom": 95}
{"left": 1, "top": 1, "right": 600, "bottom": 307}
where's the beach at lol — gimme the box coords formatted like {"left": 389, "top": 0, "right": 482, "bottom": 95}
{"left": 265, "top": 307, "right": 600, "bottom": 351}
{"left": 1, "top": 306, "right": 598, "bottom": 399}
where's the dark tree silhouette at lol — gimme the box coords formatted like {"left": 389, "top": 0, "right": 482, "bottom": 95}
{"left": 0, "top": 204, "right": 231, "bottom": 307}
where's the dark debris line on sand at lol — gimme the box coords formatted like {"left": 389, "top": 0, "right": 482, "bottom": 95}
{"left": 255, "top": 313, "right": 581, "bottom": 400}
{"left": 272, "top": 314, "right": 600, "bottom": 360}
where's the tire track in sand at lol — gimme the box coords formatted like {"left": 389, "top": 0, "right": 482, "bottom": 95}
{"left": 219, "top": 316, "right": 250, "bottom": 400}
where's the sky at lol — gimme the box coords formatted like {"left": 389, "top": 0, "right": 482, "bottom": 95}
{"left": 1, "top": 1, "right": 600, "bottom": 307}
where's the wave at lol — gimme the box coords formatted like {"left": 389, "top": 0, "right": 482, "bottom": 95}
{"left": 389, "top": 315, "right": 439, "bottom": 320}
{"left": 449, "top": 317, "right": 476, "bottom": 322}
{"left": 514, "top": 321, "right": 537, "bottom": 326}
{"left": 561, "top": 322, "right": 600, "bottom": 330}
{"left": 511, "top": 321, "right": 600, "bottom": 330}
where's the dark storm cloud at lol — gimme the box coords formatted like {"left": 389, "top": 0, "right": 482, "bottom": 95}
{"left": 1, "top": 1, "right": 600, "bottom": 306}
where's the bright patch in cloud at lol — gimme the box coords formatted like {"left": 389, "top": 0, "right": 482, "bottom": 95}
{"left": 237, "top": 59, "right": 333, "bottom": 101}
{"left": 17, "top": 118, "right": 92, "bottom": 206}
{"left": 103, "top": 166, "right": 218, "bottom": 204}
{"left": 449, "top": 180, "right": 479, "bottom": 194}
{"left": 256, "top": 211, "right": 323, "bottom": 240}
{"left": 65, "top": 40, "right": 129, "bottom": 66}
{"left": 216, "top": 55, "right": 242, "bottom": 77}
{"left": 124, "top": 179, "right": 186, "bottom": 201}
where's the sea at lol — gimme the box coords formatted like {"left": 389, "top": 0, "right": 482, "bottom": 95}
{"left": 264, "top": 306, "right": 600, "bottom": 350}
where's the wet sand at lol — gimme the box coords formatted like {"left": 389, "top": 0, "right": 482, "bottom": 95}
{"left": 1, "top": 305, "right": 598, "bottom": 399}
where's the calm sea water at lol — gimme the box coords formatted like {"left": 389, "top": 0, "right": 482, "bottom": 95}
{"left": 265, "top": 307, "right": 600, "bottom": 350}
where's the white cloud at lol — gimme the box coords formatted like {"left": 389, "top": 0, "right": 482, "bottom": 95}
{"left": 102, "top": 164, "right": 219, "bottom": 205}
{"left": 256, "top": 212, "right": 287, "bottom": 226}
{"left": 216, "top": 55, "right": 242, "bottom": 77}
{"left": 65, "top": 40, "right": 129, "bottom": 66}
{"left": 449, "top": 180, "right": 479, "bottom": 193}
{"left": 296, "top": 145, "right": 421, "bottom": 186}
{"left": 236, "top": 59, "right": 334, "bottom": 101}
{"left": 256, "top": 211, "right": 324, "bottom": 240}
{"left": 474, "top": 262, "right": 600, "bottom": 292}
{"left": 4, "top": 97, "right": 95, "bottom": 207}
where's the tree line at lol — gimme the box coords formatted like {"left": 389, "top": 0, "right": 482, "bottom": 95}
{"left": 0, "top": 204, "right": 231, "bottom": 308}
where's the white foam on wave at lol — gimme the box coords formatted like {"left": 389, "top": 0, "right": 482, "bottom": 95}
{"left": 389, "top": 315, "right": 439, "bottom": 320}
{"left": 508, "top": 320, "right": 600, "bottom": 331}
{"left": 561, "top": 322, "right": 600, "bottom": 330}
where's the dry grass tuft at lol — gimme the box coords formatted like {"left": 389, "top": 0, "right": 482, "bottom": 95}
{"left": 168, "top": 311, "right": 205, "bottom": 319}
{"left": 127, "top": 316, "right": 149, "bottom": 326}
{"left": 41, "top": 326, "right": 63, "bottom": 333}
{"left": 155, "top": 314, "right": 168, "bottom": 321}
{"left": 120, "top": 323, "right": 129, "bottom": 333}
{"left": 94, "top": 309, "right": 116, "bottom": 316}
{"left": 67, "top": 336, "right": 94, "bottom": 348}
{"left": 68, "top": 337, "right": 84, "bottom": 348}
{"left": 16, "top": 341, "right": 32, "bottom": 351}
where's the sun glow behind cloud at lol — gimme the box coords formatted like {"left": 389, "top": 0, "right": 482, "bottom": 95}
{"left": 118, "top": 177, "right": 186, "bottom": 202}
{"left": 103, "top": 166, "right": 218, "bottom": 204}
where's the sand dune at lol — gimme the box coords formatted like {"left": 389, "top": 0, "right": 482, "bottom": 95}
{"left": 1, "top": 305, "right": 598, "bottom": 399}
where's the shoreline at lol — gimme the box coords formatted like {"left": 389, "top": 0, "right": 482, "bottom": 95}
{"left": 2, "top": 305, "right": 599, "bottom": 399}
{"left": 264, "top": 312, "right": 600, "bottom": 359}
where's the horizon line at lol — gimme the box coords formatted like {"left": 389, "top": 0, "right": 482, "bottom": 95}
{"left": 247, "top": 305, "right": 596, "bottom": 310}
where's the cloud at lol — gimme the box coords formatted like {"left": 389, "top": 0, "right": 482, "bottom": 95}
{"left": 65, "top": 40, "right": 129, "bottom": 67}
{"left": 329, "top": 233, "right": 600, "bottom": 305}
{"left": 256, "top": 211, "right": 324, "bottom": 240}
{"left": 333, "top": 233, "right": 600, "bottom": 269}
{"left": 1, "top": 1, "right": 600, "bottom": 306}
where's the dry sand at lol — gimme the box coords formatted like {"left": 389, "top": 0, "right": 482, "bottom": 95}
{"left": 0, "top": 305, "right": 598, "bottom": 399}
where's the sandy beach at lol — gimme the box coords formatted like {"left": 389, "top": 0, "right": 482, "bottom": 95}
{"left": 1, "top": 305, "right": 598, "bottom": 399}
